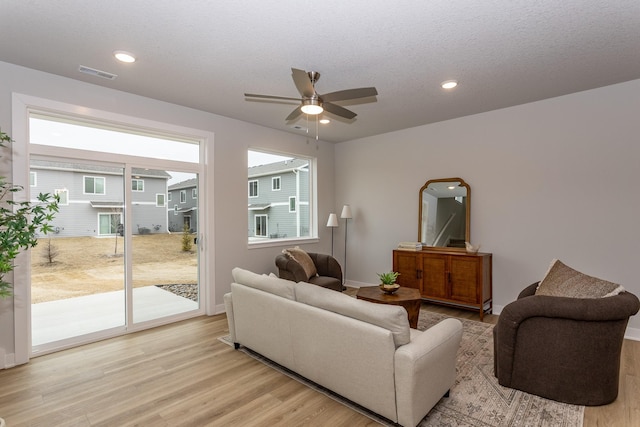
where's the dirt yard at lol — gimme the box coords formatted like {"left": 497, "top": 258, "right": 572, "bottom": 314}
{"left": 31, "top": 233, "right": 197, "bottom": 303}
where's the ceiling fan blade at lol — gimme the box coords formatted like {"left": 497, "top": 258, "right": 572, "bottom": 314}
{"left": 285, "top": 106, "right": 303, "bottom": 121}
{"left": 291, "top": 68, "right": 315, "bottom": 97}
{"left": 321, "top": 87, "right": 378, "bottom": 103}
{"left": 244, "top": 93, "right": 301, "bottom": 101}
{"left": 323, "top": 102, "right": 357, "bottom": 119}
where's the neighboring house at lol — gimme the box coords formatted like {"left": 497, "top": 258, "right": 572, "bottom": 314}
{"left": 30, "top": 160, "right": 170, "bottom": 237}
{"left": 247, "top": 159, "right": 309, "bottom": 240}
{"left": 168, "top": 178, "right": 198, "bottom": 232}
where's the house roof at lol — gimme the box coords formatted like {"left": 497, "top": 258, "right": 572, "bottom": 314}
{"left": 1, "top": 2, "right": 638, "bottom": 143}
{"left": 168, "top": 178, "right": 198, "bottom": 191}
{"left": 31, "top": 160, "right": 170, "bottom": 179}
{"left": 248, "top": 159, "right": 309, "bottom": 178}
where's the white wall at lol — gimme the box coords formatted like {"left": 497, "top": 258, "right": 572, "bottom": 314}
{"left": 335, "top": 79, "right": 640, "bottom": 333}
{"left": 0, "top": 61, "right": 336, "bottom": 360}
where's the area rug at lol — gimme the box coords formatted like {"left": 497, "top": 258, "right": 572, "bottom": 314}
{"left": 219, "top": 308, "right": 584, "bottom": 426}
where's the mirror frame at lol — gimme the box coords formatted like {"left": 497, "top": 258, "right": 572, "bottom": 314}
{"left": 418, "top": 177, "right": 470, "bottom": 251}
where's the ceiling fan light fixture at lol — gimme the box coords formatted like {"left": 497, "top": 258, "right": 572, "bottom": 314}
{"left": 319, "top": 118, "right": 330, "bottom": 124}
{"left": 301, "top": 98, "right": 323, "bottom": 115}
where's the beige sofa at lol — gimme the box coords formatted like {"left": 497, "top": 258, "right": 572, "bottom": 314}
{"left": 224, "top": 268, "right": 463, "bottom": 427}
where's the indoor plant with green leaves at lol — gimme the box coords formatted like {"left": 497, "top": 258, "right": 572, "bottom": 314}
{"left": 377, "top": 271, "right": 400, "bottom": 294}
{"left": 0, "top": 128, "right": 59, "bottom": 298}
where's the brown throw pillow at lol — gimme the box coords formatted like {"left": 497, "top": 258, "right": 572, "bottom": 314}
{"left": 536, "top": 259, "right": 625, "bottom": 298}
{"left": 282, "top": 246, "right": 317, "bottom": 280}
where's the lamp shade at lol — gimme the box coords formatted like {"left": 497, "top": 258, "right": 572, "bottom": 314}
{"left": 340, "top": 205, "right": 352, "bottom": 219}
{"left": 326, "top": 213, "right": 338, "bottom": 227}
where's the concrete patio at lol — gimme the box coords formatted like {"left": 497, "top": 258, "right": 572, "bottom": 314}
{"left": 32, "top": 286, "right": 199, "bottom": 347}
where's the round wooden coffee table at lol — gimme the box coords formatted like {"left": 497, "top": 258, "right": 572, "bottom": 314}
{"left": 356, "top": 286, "right": 422, "bottom": 328}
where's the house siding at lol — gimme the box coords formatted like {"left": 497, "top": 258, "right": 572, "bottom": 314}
{"left": 247, "top": 162, "right": 309, "bottom": 239}
{"left": 30, "top": 162, "right": 169, "bottom": 237}
{"left": 167, "top": 178, "right": 198, "bottom": 232}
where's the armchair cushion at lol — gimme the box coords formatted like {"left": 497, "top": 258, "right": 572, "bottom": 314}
{"left": 282, "top": 246, "right": 317, "bottom": 280}
{"left": 536, "top": 259, "right": 624, "bottom": 298}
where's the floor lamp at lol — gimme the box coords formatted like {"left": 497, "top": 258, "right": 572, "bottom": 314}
{"left": 340, "top": 205, "right": 352, "bottom": 287}
{"left": 326, "top": 213, "right": 338, "bottom": 256}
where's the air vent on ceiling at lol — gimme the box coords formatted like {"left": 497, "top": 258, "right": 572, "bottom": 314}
{"left": 290, "top": 124, "right": 308, "bottom": 132}
{"left": 78, "top": 65, "right": 118, "bottom": 80}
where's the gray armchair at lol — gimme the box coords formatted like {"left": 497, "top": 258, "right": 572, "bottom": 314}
{"left": 275, "top": 252, "right": 343, "bottom": 292}
{"left": 494, "top": 282, "right": 640, "bottom": 405}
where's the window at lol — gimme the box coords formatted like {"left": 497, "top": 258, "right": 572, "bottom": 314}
{"left": 248, "top": 180, "right": 258, "bottom": 198}
{"left": 248, "top": 149, "right": 314, "bottom": 244}
{"left": 55, "top": 189, "right": 69, "bottom": 206}
{"left": 180, "top": 190, "right": 187, "bottom": 203}
{"left": 254, "top": 215, "right": 267, "bottom": 237}
{"left": 272, "top": 176, "right": 281, "bottom": 191}
{"left": 30, "top": 171, "right": 37, "bottom": 187}
{"left": 156, "top": 193, "right": 165, "bottom": 207}
{"left": 192, "top": 188, "right": 197, "bottom": 198}
{"left": 132, "top": 179, "right": 144, "bottom": 192}
{"left": 168, "top": 192, "right": 172, "bottom": 201}
{"left": 98, "top": 213, "right": 121, "bottom": 235}
{"left": 84, "top": 176, "right": 105, "bottom": 194}
{"left": 174, "top": 205, "right": 178, "bottom": 215}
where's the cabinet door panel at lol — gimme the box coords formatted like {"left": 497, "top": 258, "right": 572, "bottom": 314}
{"left": 422, "top": 256, "right": 448, "bottom": 298}
{"left": 393, "top": 251, "right": 420, "bottom": 290}
{"left": 450, "top": 257, "right": 479, "bottom": 303}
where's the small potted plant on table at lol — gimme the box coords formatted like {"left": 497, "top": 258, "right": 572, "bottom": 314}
{"left": 377, "top": 271, "right": 400, "bottom": 294}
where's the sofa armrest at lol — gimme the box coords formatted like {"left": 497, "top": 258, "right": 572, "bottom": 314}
{"left": 394, "top": 318, "right": 463, "bottom": 427}
{"left": 518, "top": 282, "right": 539, "bottom": 299}
{"left": 502, "top": 291, "right": 640, "bottom": 325}
{"left": 275, "top": 254, "right": 308, "bottom": 282}
{"left": 309, "top": 252, "right": 343, "bottom": 282}
{"left": 223, "top": 292, "right": 236, "bottom": 345}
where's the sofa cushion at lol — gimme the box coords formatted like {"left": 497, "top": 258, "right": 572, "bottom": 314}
{"left": 295, "top": 281, "right": 410, "bottom": 347}
{"left": 232, "top": 267, "right": 296, "bottom": 300}
{"left": 536, "top": 259, "right": 625, "bottom": 298}
{"left": 282, "top": 246, "right": 317, "bottom": 280}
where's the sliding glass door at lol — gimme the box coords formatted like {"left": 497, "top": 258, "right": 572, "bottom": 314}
{"left": 28, "top": 114, "right": 203, "bottom": 354}
{"left": 131, "top": 169, "right": 199, "bottom": 323}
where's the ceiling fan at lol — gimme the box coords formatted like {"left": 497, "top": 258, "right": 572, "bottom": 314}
{"left": 244, "top": 68, "right": 378, "bottom": 121}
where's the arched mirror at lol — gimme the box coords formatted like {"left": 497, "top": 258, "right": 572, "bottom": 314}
{"left": 418, "top": 177, "right": 470, "bottom": 250}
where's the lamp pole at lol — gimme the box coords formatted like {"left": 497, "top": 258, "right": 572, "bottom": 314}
{"left": 340, "top": 205, "right": 352, "bottom": 287}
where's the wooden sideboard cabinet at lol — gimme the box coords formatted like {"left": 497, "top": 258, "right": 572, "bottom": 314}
{"left": 393, "top": 249, "right": 492, "bottom": 320}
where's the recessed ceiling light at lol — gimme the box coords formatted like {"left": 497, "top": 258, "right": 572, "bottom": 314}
{"left": 319, "top": 119, "right": 330, "bottom": 124}
{"left": 441, "top": 80, "right": 458, "bottom": 89}
{"left": 114, "top": 51, "right": 136, "bottom": 63}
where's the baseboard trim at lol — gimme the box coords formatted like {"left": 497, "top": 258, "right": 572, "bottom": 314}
{"left": 625, "top": 326, "right": 640, "bottom": 342}
{"left": 1, "top": 349, "right": 15, "bottom": 370}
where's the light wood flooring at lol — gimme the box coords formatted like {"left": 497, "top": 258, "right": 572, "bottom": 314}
{"left": 0, "top": 299, "right": 637, "bottom": 426}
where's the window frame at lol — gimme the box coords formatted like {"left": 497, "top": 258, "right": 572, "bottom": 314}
{"left": 272, "top": 176, "right": 281, "bottom": 191}
{"left": 132, "top": 179, "right": 144, "bottom": 192}
{"left": 83, "top": 175, "right": 106, "bottom": 195}
{"left": 180, "top": 190, "right": 187, "bottom": 203}
{"left": 247, "top": 149, "right": 318, "bottom": 248}
{"left": 254, "top": 214, "right": 268, "bottom": 237}
{"left": 156, "top": 193, "right": 166, "bottom": 207}
{"left": 55, "top": 188, "right": 69, "bottom": 206}
{"left": 248, "top": 180, "right": 258, "bottom": 198}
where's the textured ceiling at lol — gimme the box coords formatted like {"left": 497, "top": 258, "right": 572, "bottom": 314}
{"left": 1, "top": 1, "right": 639, "bottom": 142}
